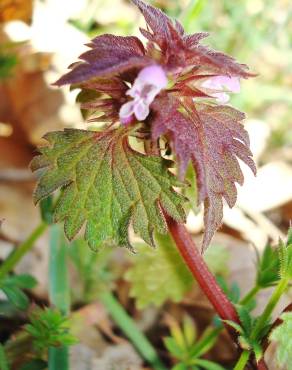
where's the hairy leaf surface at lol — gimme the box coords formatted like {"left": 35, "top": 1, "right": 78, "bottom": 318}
{"left": 152, "top": 96, "right": 256, "bottom": 251}
{"left": 31, "top": 129, "right": 185, "bottom": 250}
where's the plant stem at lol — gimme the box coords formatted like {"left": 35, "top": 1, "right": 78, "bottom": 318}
{"left": 0, "top": 222, "right": 47, "bottom": 280}
{"left": 166, "top": 217, "right": 240, "bottom": 326}
{"left": 100, "top": 291, "right": 167, "bottom": 370}
{"left": 0, "top": 344, "right": 9, "bottom": 370}
{"left": 257, "top": 359, "right": 268, "bottom": 370}
{"left": 48, "top": 224, "right": 70, "bottom": 370}
{"left": 234, "top": 350, "right": 250, "bottom": 370}
{"left": 251, "top": 277, "right": 289, "bottom": 340}
{"left": 240, "top": 285, "right": 260, "bottom": 306}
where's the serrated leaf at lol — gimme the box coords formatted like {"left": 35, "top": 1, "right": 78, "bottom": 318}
{"left": 278, "top": 235, "right": 292, "bottom": 280}
{"left": 236, "top": 305, "right": 253, "bottom": 335}
{"left": 256, "top": 244, "right": 280, "bottom": 288}
{"left": 26, "top": 308, "right": 78, "bottom": 352}
{"left": 152, "top": 96, "right": 256, "bottom": 251}
{"left": 132, "top": 0, "right": 250, "bottom": 78}
{"left": 125, "top": 232, "right": 193, "bottom": 308}
{"left": 270, "top": 312, "right": 292, "bottom": 370}
{"left": 31, "top": 128, "right": 185, "bottom": 250}
{"left": 54, "top": 35, "right": 149, "bottom": 86}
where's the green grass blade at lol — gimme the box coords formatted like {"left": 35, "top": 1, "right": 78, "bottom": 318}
{"left": 48, "top": 224, "right": 70, "bottom": 370}
{"left": 100, "top": 291, "right": 167, "bottom": 370}
{"left": 0, "top": 344, "right": 9, "bottom": 370}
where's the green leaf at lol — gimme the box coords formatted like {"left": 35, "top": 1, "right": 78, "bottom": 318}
{"left": 0, "top": 344, "right": 10, "bottom": 370}
{"left": 40, "top": 196, "right": 54, "bottom": 224}
{"left": 169, "top": 317, "right": 190, "bottom": 350}
{"left": 125, "top": 232, "right": 193, "bottom": 308}
{"left": 0, "top": 53, "right": 17, "bottom": 79}
{"left": 5, "top": 274, "right": 37, "bottom": 289}
{"left": 256, "top": 244, "right": 280, "bottom": 288}
{"left": 1, "top": 285, "right": 29, "bottom": 310}
{"left": 31, "top": 128, "right": 185, "bottom": 250}
{"left": 216, "top": 276, "right": 240, "bottom": 304}
{"left": 19, "top": 359, "right": 47, "bottom": 370}
{"left": 69, "top": 238, "right": 113, "bottom": 301}
{"left": 278, "top": 237, "right": 292, "bottom": 280}
{"left": 270, "top": 312, "right": 292, "bottom": 369}
{"left": 287, "top": 227, "right": 292, "bottom": 246}
{"left": 182, "top": 163, "right": 198, "bottom": 213}
{"left": 25, "top": 308, "right": 78, "bottom": 353}
{"left": 252, "top": 341, "right": 263, "bottom": 363}
{"left": 236, "top": 305, "right": 253, "bottom": 335}
{"left": 182, "top": 315, "right": 197, "bottom": 347}
{"left": 193, "top": 358, "right": 225, "bottom": 370}
{"left": 164, "top": 337, "right": 185, "bottom": 359}
{"left": 204, "top": 244, "right": 230, "bottom": 277}
{"left": 189, "top": 327, "right": 220, "bottom": 359}
{"left": 172, "top": 364, "right": 188, "bottom": 370}
{"left": 223, "top": 320, "right": 244, "bottom": 335}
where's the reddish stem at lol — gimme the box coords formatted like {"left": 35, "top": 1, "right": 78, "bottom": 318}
{"left": 257, "top": 359, "right": 268, "bottom": 370}
{"left": 165, "top": 216, "right": 269, "bottom": 369}
{"left": 165, "top": 216, "right": 240, "bottom": 330}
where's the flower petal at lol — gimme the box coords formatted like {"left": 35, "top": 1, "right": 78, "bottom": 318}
{"left": 202, "top": 75, "right": 241, "bottom": 93}
{"left": 138, "top": 65, "right": 168, "bottom": 89}
{"left": 213, "top": 92, "right": 230, "bottom": 104}
{"left": 134, "top": 100, "right": 150, "bottom": 121}
{"left": 119, "top": 101, "right": 135, "bottom": 119}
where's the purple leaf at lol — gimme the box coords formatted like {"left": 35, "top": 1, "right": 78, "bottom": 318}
{"left": 152, "top": 96, "right": 256, "bottom": 251}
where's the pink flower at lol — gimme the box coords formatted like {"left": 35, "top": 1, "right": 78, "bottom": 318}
{"left": 119, "top": 65, "right": 168, "bottom": 124}
{"left": 201, "top": 75, "right": 240, "bottom": 104}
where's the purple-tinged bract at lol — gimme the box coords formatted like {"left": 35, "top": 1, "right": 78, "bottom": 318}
{"left": 54, "top": 0, "right": 256, "bottom": 251}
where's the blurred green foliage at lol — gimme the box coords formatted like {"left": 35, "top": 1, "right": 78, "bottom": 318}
{"left": 164, "top": 315, "right": 224, "bottom": 370}
{"left": 25, "top": 308, "right": 78, "bottom": 354}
